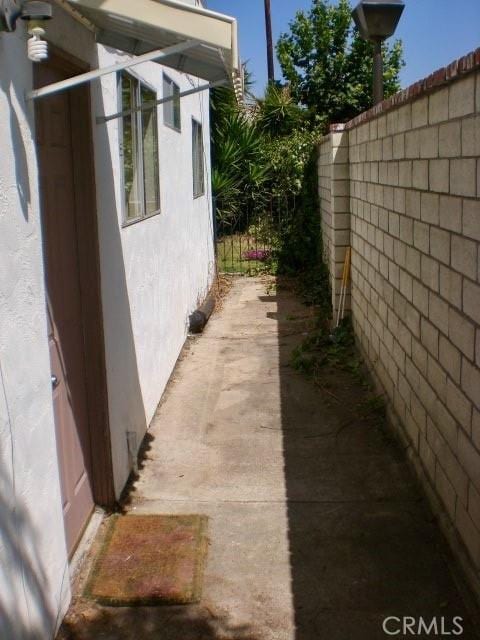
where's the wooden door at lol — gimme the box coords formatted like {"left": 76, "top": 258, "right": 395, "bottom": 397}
{"left": 36, "top": 60, "right": 95, "bottom": 554}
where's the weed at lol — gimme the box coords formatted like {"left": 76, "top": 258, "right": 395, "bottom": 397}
{"left": 359, "top": 394, "right": 386, "bottom": 417}
{"left": 265, "top": 281, "right": 277, "bottom": 295}
{"left": 291, "top": 315, "right": 377, "bottom": 397}
{"left": 291, "top": 308, "right": 388, "bottom": 433}
{"left": 296, "top": 262, "right": 331, "bottom": 310}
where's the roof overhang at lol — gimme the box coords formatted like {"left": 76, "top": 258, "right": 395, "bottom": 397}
{"left": 62, "top": 0, "right": 242, "bottom": 92}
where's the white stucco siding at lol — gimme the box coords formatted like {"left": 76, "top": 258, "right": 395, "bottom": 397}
{"left": 0, "top": 27, "right": 71, "bottom": 640}
{"left": 41, "top": 4, "right": 216, "bottom": 498}
{"left": 93, "top": 51, "right": 215, "bottom": 497}
{"left": 0, "top": 3, "right": 216, "bottom": 633}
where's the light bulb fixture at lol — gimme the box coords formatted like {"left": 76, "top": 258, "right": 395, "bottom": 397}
{"left": 26, "top": 22, "right": 48, "bottom": 61}
{"left": 0, "top": 1, "right": 52, "bottom": 61}
{"left": 21, "top": 1, "right": 52, "bottom": 62}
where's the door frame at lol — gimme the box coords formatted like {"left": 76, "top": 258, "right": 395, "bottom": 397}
{"left": 35, "top": 46, "right": 116, "bottom": 509}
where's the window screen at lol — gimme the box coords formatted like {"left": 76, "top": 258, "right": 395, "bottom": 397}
{"left": 163, "top": 74, "right": 181, "bottom": 131}
{"left": 192, "top": 119, "right": 205, "bottom": 198}
{"left": 120, "top": 73, "right": 160, "bottom": 222}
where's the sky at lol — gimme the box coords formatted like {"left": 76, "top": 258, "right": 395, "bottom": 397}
{"left": 206, "top": 0, "right": 480, "bottom": 96}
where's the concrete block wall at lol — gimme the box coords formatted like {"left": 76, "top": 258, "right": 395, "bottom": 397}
{"left": 319, "top": 135, "right": 332, "bottom": 276}
{"left": 319, "top": 49, "right": 480, "bottom": 591}
{"left": 318, "top": 128, "right": 351, "bottom": 312}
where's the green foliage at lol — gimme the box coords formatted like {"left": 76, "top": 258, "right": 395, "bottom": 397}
{"left": 210, "top": 95, "right": 269, "bottom": 224}
{"left": 261, "top": 126, "right": 322, "bottom": 196}
{"left": 277, "top": 0, "right": 404, "bottom": 123}
{"left": 292, "top": 317, "right": 360, "bottom": 378}
{"left": 274, "top": 146, "right": 322, "bottom": 274}
{"left": 210, "top": 74, "right": 323, "bottom": 279}
{"left": 297, "top": 261, "right": 331, "bottom": 309}
{"left": 360, "top": 394, "right": 386, "bottom": 418}
{"left": 256, "top": 84, "right": 306, "bottom": 136}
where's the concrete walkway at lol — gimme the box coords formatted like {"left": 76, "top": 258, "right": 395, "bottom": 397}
{"left": 63, "top": 277, "right": 480, "bottom": 639}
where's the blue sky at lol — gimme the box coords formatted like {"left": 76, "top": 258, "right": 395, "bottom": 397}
{"left": 206, "top": 0, "right": 480, "bottom": 96}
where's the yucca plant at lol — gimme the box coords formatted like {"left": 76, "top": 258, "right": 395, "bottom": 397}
{"left": 210, "top": 92, "right": 269, "bottom": 228}
{"left": 256, "top": 83, "right": 305, "bottom": 136}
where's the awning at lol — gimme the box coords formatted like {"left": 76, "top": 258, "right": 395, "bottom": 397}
{"left": 27, "top": 0, "right": 243, "bottom": 101}
{"left": 63, "top": 0, "right": 241, "bottom": 87}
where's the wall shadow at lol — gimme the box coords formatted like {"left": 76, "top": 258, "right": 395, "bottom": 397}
{"left": 0, "top": 38, "right": 31, "bottom": 221}
{"left": 33, "top": 45, "right": 147, "bottom": 511}
{"left": 0, "top": 455, "right": 63, "bottom": 640}
{"left": 273, "top": 278, "right": 480, "bottom": 639}
{"left": 91, "top": 65, "right": 147, "bottom": 492}
{"left": 0, "top": 45, "right": 148, "bottom": 638}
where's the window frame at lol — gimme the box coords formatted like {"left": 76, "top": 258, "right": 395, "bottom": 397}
{"left": 118, "top": 71, "right": 161, "bottom": 227}
{"left": 192, "top": 117, "right": 205, "bottom": 199}
{"left": 162, "top": 73, "right": 181, "bottom": 133}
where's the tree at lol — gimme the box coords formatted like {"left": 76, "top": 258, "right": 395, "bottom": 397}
{"left": 277, "top": 0, "right": 404, "bottom": 124}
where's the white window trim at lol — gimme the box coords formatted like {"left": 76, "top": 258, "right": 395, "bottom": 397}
{"left": 118, "top": 71, "right": 161, "bottom": 226}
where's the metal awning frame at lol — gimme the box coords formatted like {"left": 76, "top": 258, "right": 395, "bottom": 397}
{"left": 26, "top": 38, "right": 201, "bottom": 101}
{"left": 96, "top": 77, "right": 227, "bottom": 124}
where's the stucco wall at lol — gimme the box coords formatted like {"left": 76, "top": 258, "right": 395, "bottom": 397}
{"left": 319, "top": 51, "right": 480, "bottom": 594}
{"left": 0, "top": 25, "right": 71, "bottom": 640}
{"left": 0, "top": 3, "right": 215, "bottom": 635}
{"left": 93, "top": 52, "right": 215, "bottom": 496}
{"left": 46, "top": 3, "right": 215, "bottom": 498}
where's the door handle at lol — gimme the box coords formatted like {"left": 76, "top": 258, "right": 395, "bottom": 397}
{"left": 51, "top": 374, "right": 60, "bottom": 389}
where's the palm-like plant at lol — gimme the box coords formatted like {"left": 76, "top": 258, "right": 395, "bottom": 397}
{"left": 256, "top": 83, "right": 305, "bottom": 136}
{"left": 210, "top": 87, "right": 269, "bottom": 227}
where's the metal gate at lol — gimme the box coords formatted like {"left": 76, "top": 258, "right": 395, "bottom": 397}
{"left": 215, "top": 194, "right": 292, "bottom": 275}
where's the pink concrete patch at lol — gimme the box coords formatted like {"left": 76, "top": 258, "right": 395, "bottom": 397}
{"left": 85, "top": 515, "right": 208, "bottom": 606}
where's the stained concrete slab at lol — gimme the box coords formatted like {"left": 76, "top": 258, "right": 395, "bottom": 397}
{"left": 59, "top": 277, "right": 480, "bottom": 640}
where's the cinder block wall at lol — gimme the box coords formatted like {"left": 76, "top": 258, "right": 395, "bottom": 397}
{"left": 319, "top": 50, "right": 480, "bottom": 590}
{"left": 319, "top": 128, "right": 351, "bottom": 312}
{"left": 319, "top": 135, "right": 333, "bottom": 274}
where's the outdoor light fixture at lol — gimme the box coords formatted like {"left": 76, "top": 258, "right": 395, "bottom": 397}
{"left": 352, "top": 0, "right": 405, "bottom": 104}
{"left": 22, "top": 1, "right": 52, "bottom": 61}
{"left": 0, "top": 0, "right": 52, "bottom": 62}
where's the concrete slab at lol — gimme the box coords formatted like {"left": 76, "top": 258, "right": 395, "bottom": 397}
{"left": 59, "top": 277, "right": 480, "bottom": 640}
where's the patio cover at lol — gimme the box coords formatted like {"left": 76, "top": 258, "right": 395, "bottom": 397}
{"left": 62, "top": 0, "right": 241, "bottom": 90}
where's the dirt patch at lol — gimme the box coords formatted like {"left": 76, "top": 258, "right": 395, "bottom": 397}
{"left": 211, "top": 274, "right": 234, "bottom": 313}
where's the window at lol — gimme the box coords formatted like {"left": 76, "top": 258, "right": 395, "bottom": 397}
{"left": 163, "top": 74, "right": 181, "bottom": 131}
{"left": 119, "top": 72, "right": 160, "bottom": 222}
{"left": 192, "top": 119, "right": 205, "bottom": 198}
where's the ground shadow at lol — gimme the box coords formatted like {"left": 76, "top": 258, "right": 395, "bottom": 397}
{"left": 55, "top": 52, "right": 257, "bottom": 640}
{"left": 58, "top": 603, "right": 259, "bottom": 640}
{"left": 272, "top": 277, "right": 480, "bottom": 639}
{"left": 56, "top": 281, "right": 476, "bottom": 640}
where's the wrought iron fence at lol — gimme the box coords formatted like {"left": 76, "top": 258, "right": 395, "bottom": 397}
{"left": 214, "top": 194, "right": 293, "bottom": 276}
